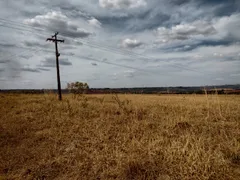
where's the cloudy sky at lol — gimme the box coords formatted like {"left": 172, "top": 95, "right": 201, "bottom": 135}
{"left": 0, "top": 0, "right": 240, "bottom": 89}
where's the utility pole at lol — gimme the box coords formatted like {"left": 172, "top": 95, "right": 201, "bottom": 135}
{"left": 47, "top": 32, "right": 64, "bottom": 101}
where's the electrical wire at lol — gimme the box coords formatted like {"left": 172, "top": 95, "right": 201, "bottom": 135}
{"left": 0, "top": 20, "right": 209, "bottom": 75}
{"left": 0, "top": 19, "right": 231, "bottom": 80}
{"left": 0, "top": 19, "right": 204, "bottom": 74}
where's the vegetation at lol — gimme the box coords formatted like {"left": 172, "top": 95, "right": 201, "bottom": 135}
{"left": 67, "top": 82, "right": 89, "bottom": 94}
{"left": 0, "top": 93, "right": 240, "bottom": 179}
{"left": 1, "top": 84, "right": 240, "bottom": 94}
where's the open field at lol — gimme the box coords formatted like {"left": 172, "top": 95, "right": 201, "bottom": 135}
{"left": 0, "top": 93, "right": 240, "bottom": 180}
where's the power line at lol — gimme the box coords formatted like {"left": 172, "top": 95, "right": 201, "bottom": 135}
{"left": 1, "top": 45, "right": 156, "bottom": 76}
{"left": 0, "top": 24, "right": 38, "bottom": 34}
{"left": 0, "top": 20, "right": 159, "bottom": 67}
{"left": 76, "top": 55, "right": 156, "bottom": 75}
{"left": 0, "top": 43, "right": 230, "bottom": 84}
{"left": 0, "top": 41, "right": 52, "bottom": 60}
{"left": 0, "top": 44, "right": 164, "bottom": 78}
{"left": 0, "top": 23, "right": 48, "bottom": 38}
{"left": 0, "top": 43, "right": 55, "bottom": 54}
{"left": 77, "top": 40, "right": 215, "bottom": 76}
{"left": 0, "top": 19, "right": 138, "bottom": 57}
{"left": 0, "top": 20, "right": 208, "bottom": 75}
{"left": 0, "top": 48, "right": 31, "bottom": 60}
{"left": 59, "top": 55, "right": 224, "bottom": 83}
{"left": 0, "top": 41, "right": 226, "bottom": 83}
{"left": 0, "top": 19, "right": 231, "bottom": 78}
{"left": 0, "top": 18, "right": 46, "bottom": 32}
{"left": 2, "top": 47, "right": 44, "bottom": 63}
{"left": 0, "top": 17, "right": 49, "bottom": 35}
{"left": 0, "top": 20, "right": 187, "bottom": 62}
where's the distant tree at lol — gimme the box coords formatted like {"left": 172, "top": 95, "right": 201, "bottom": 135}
{"left": 67, "top": 81, "right": 89, "bottom": 94}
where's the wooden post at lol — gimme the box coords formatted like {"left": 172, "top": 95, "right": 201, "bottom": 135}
{"left": 47, "top": 32, "right": 64, "bottom": 101}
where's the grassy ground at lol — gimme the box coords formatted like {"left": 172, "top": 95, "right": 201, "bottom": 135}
{"left": 0, "top": 93, "right": 240, "bottom": 180}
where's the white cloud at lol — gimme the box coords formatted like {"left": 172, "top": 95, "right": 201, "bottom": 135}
{"left": 193, "top": 54, "right": 203, "bottom": 59}
{"left": 21, "top": 79, "right": 33, "bottom": 85}
{"left": 195, "top": 44, "right": 240, "bottom": 57}
{"left": 230, "top": 73, "right": 240, "bottom": 77}
{"left": 24, "top": 11, "right": 92, "bottom": 38}
{"left": 88, "top": 18, "right": 102, "bottom": 28}
{"left": 112, "top": 73, "right": 118, "bottom": 80}
{"left": 99, "top": 0, "right": 146, "bottom": 9}
{"left": 213, "top": 53, "right": 223, "bottom": 57}
{"left": 215, "top": 78, "right": 224, "bottom": 81}
{"left": 213, "top": 14, "right": 240, "bottom": 41}
{"left": 156, "top": 20, "right": 216, "bottom": 42}
{"left": 124, "top": 70, "right": 135, "bottom": 78}
{"left": 122, "top": 38, "right": 143, "bottom": 48}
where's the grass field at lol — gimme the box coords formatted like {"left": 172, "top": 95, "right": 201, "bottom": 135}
{"left": 0, "top": 93, "right": 240, "bottom": 180}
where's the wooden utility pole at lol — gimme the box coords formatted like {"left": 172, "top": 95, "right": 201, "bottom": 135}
{"left": 47, "top": 32, "right": 64, "bottom": 101}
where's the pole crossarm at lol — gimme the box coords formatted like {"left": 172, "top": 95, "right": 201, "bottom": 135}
{"left": 46, "top": 38, "right": 64, "bottom": 43}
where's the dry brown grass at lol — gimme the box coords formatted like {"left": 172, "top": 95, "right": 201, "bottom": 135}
{"left": 0, "top": 93, "right": 240, "bottom": 180}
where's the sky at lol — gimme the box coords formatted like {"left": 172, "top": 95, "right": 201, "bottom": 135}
{"left": 0, "top": 0, "right": 240, "bottom": 89}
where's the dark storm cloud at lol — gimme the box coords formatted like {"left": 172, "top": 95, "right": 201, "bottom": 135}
{"left": 91, "top": 62, "right": 98, "bottom": 66}
{"left": 213, "top": 3, "right": 239, "bottom": 16}
{"left": 78, "top": 55, "right": 96, "bottom": 61}
{"left": 97, "top": 9, "right": 170, "bottom": 32}
{"left": 0, "top": 60, "right": 10, "bottom": 64}
{"left": 0, "top": 78, "right": 7, "bottom": 82}
{"left": 40, "top": 57, "right": 72, "bottom": 67}
{"left": 220, "top": 55, "right": 240, "bottom": 62}
{"left": 60, "top": 5, "right": 90, "bottom": 19}
{"left": 196, "top": 0, "right": 234, "bottom": 5}
{"left": 21, "top": 67, "right": 41, "bottom": 73}
{"left": 117, "top": 58, "right": 135, "bottom": 62}
{"left": 99, "top": 0, "right": 147, "bottom": 9}
{"left": 94, "top": 0, "right": 240, "bottom": 35}
{"left": 194, "top": 0, "right": 240, "bottom": 17}
{"left": 162, "top": 39, "right": 234, "bottom": 52}
{"left": 169, "top": 0, "right": 191, "bottom": 5}
{"left": 24, "top": 40, "right": 51, "bottom": 48}
{"left": 97, "top": 14, "right": 131, "bottom": 30}
{"left": 0, "top": 58, "right": 22, "bottom": 79}
{"left": 19, "top": 54, "right": 32, "bottom": 59}
{"left": 37, "top": 68, "right": 51, "bottom": 71}
{"left": 0, "top": 43, "right": 16, "bottom": 49}
{"left": 59, "top": 59, "right": 72, "bottom": 66}
{"left": 195, "top": 40, "right": 234, "bottom": 48}
{"left": 128, "top": 11, "right": 171, "bottom": 32}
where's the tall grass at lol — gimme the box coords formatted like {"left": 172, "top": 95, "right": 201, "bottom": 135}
{"left": 0, "top": 94, "right": 240, "bottom": 179}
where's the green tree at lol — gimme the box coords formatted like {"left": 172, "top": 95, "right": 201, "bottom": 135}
{"left": 67, "top": 82, "right": 89, "bottom": 94}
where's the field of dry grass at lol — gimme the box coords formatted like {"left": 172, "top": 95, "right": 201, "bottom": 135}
{"left": 0, "top": 93, "right": 240, "bottom": 180}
